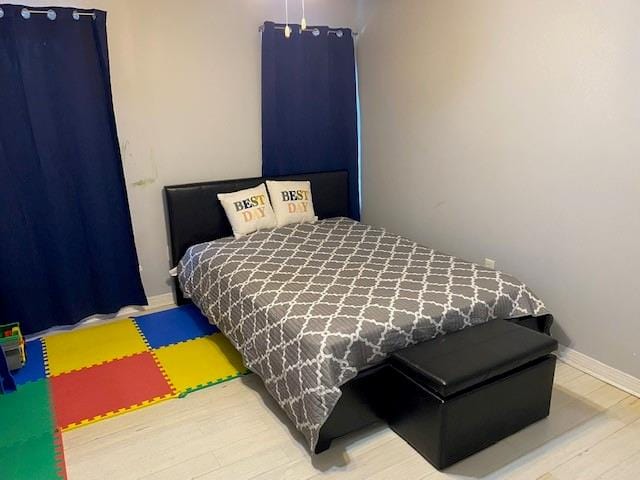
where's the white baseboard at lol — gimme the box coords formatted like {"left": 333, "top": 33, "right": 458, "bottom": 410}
{"left": 139, "top": 292, "right": 176, "bottom": 311}
{"left": 84, "top": 292, "right": 176, "bottom": 320}
{"left": 558, "top": 345, "right": 640, "bottom": 398}
{"left": 26, "top": 292, "right": 177, "bottom": 340}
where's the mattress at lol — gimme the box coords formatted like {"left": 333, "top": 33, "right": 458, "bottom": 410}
{"left": 178, "top": 217, "right": 547, "bottom": 450}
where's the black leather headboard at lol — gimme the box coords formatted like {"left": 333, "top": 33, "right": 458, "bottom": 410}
{"left": 164, "top": 170, "right": 350, "bottom": 303}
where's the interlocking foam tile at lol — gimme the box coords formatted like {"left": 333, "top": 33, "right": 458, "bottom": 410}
{"left": 13, "top": 338, "right": 47, "bottom": 385}
{"left": 0, "top": 430, "right": 65, "bottom": 480}
{"left": 135, "top": 304, "right": 219, "bottom": 349}
{"left": 0, "top": 379, "right": 54, "bottom": 444}
{"left": 154, "top": 333, "right": 248, "bottom": 395}
{"left": 55, "top": 429, "right": 68, "bottom": 480}
{"left": 50, "top": 351, "right": 174, "bottom": 430}
{"left": 44, "top": 319, "right": 147, "bottom": 376}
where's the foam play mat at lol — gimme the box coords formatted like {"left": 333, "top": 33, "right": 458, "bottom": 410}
{"left": 0, "top": 305, "right": 249, "bottom": 478}
{"left": 155, "top": 334, "right": 246, "bottom": 396}
{"left": 51, "top": 351, "right": 175, "bottom": 430}
{"left": 0, "top": 379, "right": 65, "bottom": 480}
{"left": 44, "top": 319, "right": 148, "bottom": 376}
{"left": 0, "top": 430, "right": 66, "bottom": 480}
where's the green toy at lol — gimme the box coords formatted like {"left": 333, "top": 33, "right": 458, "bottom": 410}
{"left": 0, "top": 322, "right": 26, "bottom": 371}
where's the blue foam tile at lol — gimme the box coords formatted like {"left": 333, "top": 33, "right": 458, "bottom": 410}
{"left": 135, "top": 304, "right": 219, "bottom": 349}
{"left": 13, "top": 339, "right": 46, "bottom": 385}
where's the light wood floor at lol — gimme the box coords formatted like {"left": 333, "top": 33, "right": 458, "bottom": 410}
{"left": 63, "top": 361, "right": 640, "bottom": 479}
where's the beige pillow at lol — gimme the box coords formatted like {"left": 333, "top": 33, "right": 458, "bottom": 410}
{"left": 217, "top": 184, "right": 277, "bottom": 238}
{"left": 266, "top": 180, "right": 318, "bottom": 227}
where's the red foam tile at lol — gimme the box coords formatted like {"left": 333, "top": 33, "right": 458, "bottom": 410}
{"left": 50, "top": 352, "right": 173, "bottom": 429}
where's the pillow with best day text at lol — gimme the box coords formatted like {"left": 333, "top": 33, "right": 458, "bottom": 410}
{"left": 217, "top": 183, "right": 277, "bottom": 238}
{"left": 266, "top": 180, "right": 318, "bottom": 227}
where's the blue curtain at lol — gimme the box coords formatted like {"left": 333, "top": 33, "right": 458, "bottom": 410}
{"left": 261, "top": 21, "right": 360, "bottom": 220}
{"left": 0, "top": 5, "right": 146, "bottom": 334}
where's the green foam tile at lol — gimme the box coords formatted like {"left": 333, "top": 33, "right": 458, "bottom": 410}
{"left": 0, "top": 379, "right": 55, "bottom": 448}
{"left": 177, "top": 371, "right": 250, "bottom": 398}
{"left": 0, "top": 430, "right": 63, "bottom": 480}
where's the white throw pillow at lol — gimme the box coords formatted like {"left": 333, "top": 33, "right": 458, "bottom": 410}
{"left": 217, "top": 184, "right": 277, "bottom": 238}
{"left": 266, "top": 180, "right": 318, "bottom": 227}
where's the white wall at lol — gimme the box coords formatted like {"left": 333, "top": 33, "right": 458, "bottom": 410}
{"left": 357, "top": 0, "right": 640, "bottom": 378}
{"left": 22, "top": 0, "right": 363, "bottom": 298}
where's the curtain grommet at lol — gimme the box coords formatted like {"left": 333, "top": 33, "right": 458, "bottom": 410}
{"left": 47, "top": 9, "right": 56, "bottom": 21}
{"left": 72, "top": 10, "right": 80, "bottom": 20}
{"left": 0, "top": 8, "right": 4, "bottom": 19}
{"left": 336, "top": 30, "right": 344, "bottom": 38}
{"left": 21, "top": 8, "right": 31, "bottom": 19}
{"left": 312, "top": 28, "right": 320, "bottom": 37}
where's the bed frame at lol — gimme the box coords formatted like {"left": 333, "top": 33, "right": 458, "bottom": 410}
{"left": 163, "top": 169, "right": 553, "bottom": 453}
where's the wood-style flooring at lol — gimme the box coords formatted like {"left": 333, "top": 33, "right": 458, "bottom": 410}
{"left": 63, "top": 361, "right": 640, "bottom": 479}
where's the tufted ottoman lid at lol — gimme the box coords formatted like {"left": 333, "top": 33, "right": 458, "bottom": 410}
{"left": 391, "top": 320, "right": 558, "bottom": 398}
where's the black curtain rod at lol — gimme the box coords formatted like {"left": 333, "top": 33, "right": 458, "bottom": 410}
{"left": 16, "top": 8, "right": 96, "bottom": 20}
{"left": 258, "top": 24, "right": 358, "bottom": 37}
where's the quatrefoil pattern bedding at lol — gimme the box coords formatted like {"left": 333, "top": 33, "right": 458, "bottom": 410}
{"left": 178, "top": 217, "right": 547, "bottom": 450}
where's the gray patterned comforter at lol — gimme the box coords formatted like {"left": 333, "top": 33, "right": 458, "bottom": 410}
{"left": 178, "top": 217, "right": 546, "bottom": 450}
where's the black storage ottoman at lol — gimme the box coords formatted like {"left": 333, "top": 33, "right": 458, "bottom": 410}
{"left": 385, "top": 320, "right": 558, "bottom": 470}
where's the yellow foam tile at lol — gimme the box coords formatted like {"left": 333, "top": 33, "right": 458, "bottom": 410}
{"left": 154, "top": 334, "right": 247, "bottom": 393}
{"left": 44, "top": 319, "right": 148, "bottom": 376}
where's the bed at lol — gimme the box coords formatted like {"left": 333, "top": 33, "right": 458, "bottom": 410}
{"left": 164, "top": 170, "right": 553, "bottom": 453}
